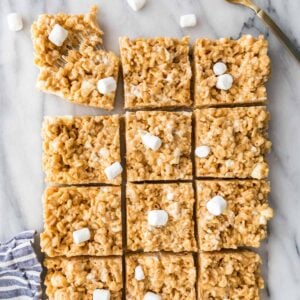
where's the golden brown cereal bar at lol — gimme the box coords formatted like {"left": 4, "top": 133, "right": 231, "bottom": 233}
{"left": 44, "top": 256, "right": 122, "bottom": 299}
{"left": 126, "top": 183, "right": 197, "bottom": 252}
{"left": 196, "top": 180, "right": 273, "bottom": 251}
{"left": 40, "top": 186, "right": 122, "bottom": 257}
{"left": 120, "top": 36, "right": 192, "bottom": 109}
{"left": 42, "top": 115, "right": 121, "bottom": 185}
{"left": 193, "top": 35, "right": 270, "bottom": 107}
{"left": 126, "top": 253, "right": 196, "bottom": 300}
{"left": 194, "top": 107, "right": 271, "bottom": 179}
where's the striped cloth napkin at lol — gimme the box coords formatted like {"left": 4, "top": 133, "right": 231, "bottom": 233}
{"left": 0, "top": 230, "right": 42, "bottom": 299}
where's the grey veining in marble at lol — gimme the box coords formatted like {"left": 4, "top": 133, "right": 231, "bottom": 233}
{"left": 0, "top": 0, "right": 299, "bottom": 299}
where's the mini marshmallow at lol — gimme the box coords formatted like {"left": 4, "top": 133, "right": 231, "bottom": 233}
{"left": 166, "top": 192, "right": 174, "bottom": 201}
{"left": 180, "top": 14, "right": 197, "bottom": 28}
{"left": 148, "top": 210, "right": 168, "bottom": 227}
{"left": 104, "top": 162, "right": 123, "bottom": 180}
{"left": 216, "top": 74, "right": 233, "bottom": 90}
{"left": 73, "top": 228, "right": 91, "bottom": 244}
{"left": 225, "top": 159, "right": 234, "bottom": 168}
{"left": 141, "top": 132, "right": 162, "bottom": 151}
{"left": 206, "top": 196, "right": 227, "bottom": 216}
{"left": 143, "top": 292, "right": 161, "bottom": 300}
{"left": 213, "top": 62, "right": 227, "bottom": 76}
{"left": 48, "top": 24, "right": 68, "bottom": 47}
{"left": 93, "top": 289, "right": 110, "bottom": 300}
{"left": 195, "top": 146, "right": 211, "bottom": 158}
{"left": 97, "top": 77, "right": 117, "bottom": 95}
{"left": 127, "top": 0, "right": 147, "bottom": 11}
{"left": 134, "top": 265, "right": 145, "bottom": 281}
{"left": 7, "top": 13, "right": 23, "bottom": 31}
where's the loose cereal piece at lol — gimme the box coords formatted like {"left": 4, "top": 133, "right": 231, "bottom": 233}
{"left": 40, "top": 186, "right": 122, "bottom": 257}
{"left": 120, "top": 36, "right": 192, "bottom": 109}
{"left": 31, "top": 6, "right": 103, "bottom": 67}
{"left": 36, "top": 48, "right": 119, "bottom": 109}
{"left": 198, "top": 251, "right": 264, "bottom": 299}
{"left": 196, "top": 180, "right": 273, "bottom": 251}
{"left": 42, "top": 115, "right": 121, "bottom": 185}
{"left": 194, "top": 107, "right": 271, "bottom": 179}
{"left": 126, "top": 253, "right": 196, "bottom": 299}
{"left": 44, "top": 256, "right": 122, "bottom": 299}
{"left": 193, "top": 35, "right": 270, "bottom": 107}
{"left": 126, "top": 111, "right": 192, "bottom": 181}
{"left": 127, "top": 183, "right": 197, "bottom": 252}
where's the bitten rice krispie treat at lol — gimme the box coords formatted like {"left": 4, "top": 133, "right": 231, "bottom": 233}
{"left": 193, "top": 35, "right": 270, "bottom": 107}
{"left": 44, "top": 256, "right": 122, "bottom": 299}
{"left": 198, "top": 251, "right": 264, "bottom": 300}
{"left": 126, "top": 111, "right": 192, "bottom": 181}
{"left": 41, "top": 186, "right": 122, "bottom": 257}
{"left": 120, "top": 36, "right": 192, "bottom": 109}
{"left": 126, "top": 253, "right": 196, "bottom": 300}
{"left": 126, "top": 183, "right": 197, "bottom": 252}
{"left": 196, "top": 180, "right": 273, "bottom": 251}
{"left": 31, "top": 6, "right": 119, "bottom": 109}
{"left": 194, "top": 107, "right": 271, "bottom": 179}
{"left": 42, "top": 115, "right": 122, "bottom": 185}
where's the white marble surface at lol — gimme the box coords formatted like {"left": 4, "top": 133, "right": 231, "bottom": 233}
{"left": 0, "top": 0, "right": 299, "bottom": 299}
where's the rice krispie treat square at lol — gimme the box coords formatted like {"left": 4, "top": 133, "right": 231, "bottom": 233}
{"left": 126, "top": 111, "right": 192, "bottom": 181}
{"left": 194, "top": 107, "right": 271, "bottom": 179}
{"left": 31, "top": 6, "right": 119, "bottom": 109}
{"left": 41, "top": 186, "right": 122, "bottom": 257}
{"left": 126, "top": 183, "right": 197, "bottom": 252}
{"left": 42, "top": 115, "right": 122, "bottom": 185}
{"left": 120, "top": 36, "right": 192, "bottom": 109}
{"left": 198, "top": 251, "right": 264, "bottom": 300}
{"left": 193, "top": 35, "right": 270, "bottom": 107}
{"left": 44, "top": 256, "right": 122, "bottom": 299}
{"left": 36, "top": 48, "right": 119, "bottom": 109}
{"left": 196, "top": 180, "right": 273, "bottom": 251}
{"left": 126, "top": 253, "right": 196, "bottom": 300}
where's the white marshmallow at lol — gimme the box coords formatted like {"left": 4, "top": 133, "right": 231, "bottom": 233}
{"left": 48, "top": 24, "right": 68, "bottom": 46}
{"left": 166, "top": 192, "right": 174, "bottom": 201}
{"left": 141, "top": 132, "right": 162, "bottom": 151}
{"left": 7, "top": 13, "right": 23, "bottom": 31}
{"left": 206, "top": 196, "right": 227, "bottom": 216}
{"left": 73, "top": 228, "right": 91, "bottom": 244}
{"left": 143, "top": 292, "right": 161, "bottom": 300}
{"left": 93, "top": 289, "right": 110, "bottom": 300}
{"left": 147, "top": 210, "right": 168, "bottom": 227}
{"left": 127, "top": 0, "right": 147, "bottom": 11}
{"left": 180, "top": 14, "right": 197, "bottom": 28}
{"left": 216, "top": 74, "right": 233, "bottom": 90}
{"left": 213, "top": 62, "right": 227, "bottom": 76}
{"left": 195, "top": 146, "right": 211, "bottom": 158}
{"left": 251, "top": 163, "right": 265, "bottom": 179}
{"left": 225, "top": 159, "right": 234, "bottom": 168}
{"left": 134, "top": 265, "right": 145, "bottom": 281}
{"left": 104, "top": 162, "right": 123, "bottom": 180}
{"left": 97, "top": 77, "right": 117, "bottom": 95}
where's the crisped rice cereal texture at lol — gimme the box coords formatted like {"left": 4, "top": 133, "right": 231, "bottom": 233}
{"left": 196, "top": 180, "right": 273, "bottom": 251}
{"left": 36, "top": 48, "right": 119, "bottom": 109}
{"left": 120, "top": 36, "right": 192, "bottom": 109}
{"left": 42, "top": 115, "right": 121, "bottom": 185}
{"left": 194, "top": 107, "right": 271, "bottom": 179}
{"left": 41, "top": 186, "right": 122, "bottom": 257}
{"left": 126, "top": 183, "right": 197, "bottom": 252}
{"left": 31, "top": 6, "right": 103, "bottom": 67}
{"left": 126, "top": 253, "right": 196, "bottom": 300}
{"left": 44, "top": 256, "right": 122, "bottom": 299}
{"left": 198, "top": 251, "right": 264, "bottom": 300}
{"left": 126, "top": 111, "right": 192, "bottom": 181}
{"left": 193, "top": 35, "right": 270, "bottom": 107}
{"left": 31, "top": 6, "right": 119, "bottom": 109}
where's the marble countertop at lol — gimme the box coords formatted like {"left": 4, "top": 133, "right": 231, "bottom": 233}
{"left": 0, "top": 0, "right": 299, "bottom": 299}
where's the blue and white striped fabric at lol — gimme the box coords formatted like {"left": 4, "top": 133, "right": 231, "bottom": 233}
{"left": 0, "top": 231, "right": 42, "bottom": 299}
